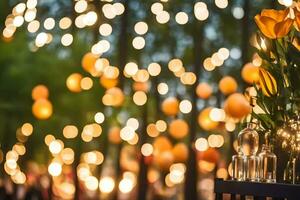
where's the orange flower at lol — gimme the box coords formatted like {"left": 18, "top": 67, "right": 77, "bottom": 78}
{"left": 295, "top": 11, "right": 300, "bottom": 31}
{"left": 255, "top": 9, "right": 293, "bottom": 39}
{"left": 292, "top": 37, "right": 300, "bottom": 51}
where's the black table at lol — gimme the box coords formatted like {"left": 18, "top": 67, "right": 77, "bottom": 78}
{"left": 214, "top": 178, "right": 300, "bottom": 200}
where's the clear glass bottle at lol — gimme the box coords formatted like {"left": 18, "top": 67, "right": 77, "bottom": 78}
{"left": 232, "top": 149, "right": 244, "bottom": 181}
{"left": 238, "top": 122, "right": 259, "bottom": 156}
{"left": 244, "top": 155, "right": 260, "bottom": 181}
{"left": 238, "top": 122, "right": 260, "bottom": 181}
{"left": 259, "top": 144, "right": 277, "bottom": 183}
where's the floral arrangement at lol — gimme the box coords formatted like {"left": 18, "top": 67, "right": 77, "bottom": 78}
{"left": 252, "top": 3, "right": 300, "bottom": 158}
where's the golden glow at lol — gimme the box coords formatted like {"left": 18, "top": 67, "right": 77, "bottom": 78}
{"left": 44, "top": 134, "right": 55, "bottom": 146}
{"left": 151, "top": 3, "right": 163, "bottom": 15}
{"left": 195, "top": 138, "right": 209, "bottom": 151}
{"left": 61, "top": 33, "right": 73, "bottom": 46}
{"left": 59, "top": 17, "right": 72, "bottom": 29}
{"left": 119, "top": 177, "right": 134, "bottom": 193}
{"left": 44, "top": 18, "right": 55, "bottom": 30}
{"left": 94, "top": 112, "right": 105, "bottom": 124}
{"left": 48, "top": 161, "right": 62, "bottom": 177}
{"left": 27, "top": 20, "right": 40, "bottom": 33}
{"left": 147, "top": 63, "right": 161, "bottom": 76}
{"left": 168, "top": 59, "right": 183, "bottom": 72}
{"left": 63, "top": 125, "right": 78, "bottom": 139}
{"left": 99, "top": 177, "right": 115, "bottom": 193}
{"left": 126, "top": 118, "right": 139, "bottom": 131}
{"left": 179, "top": 100, "right": 192, "bottom": 114}
{"left": 134, "top": 21, "right": 148, "bottom": 35}
{"left": 13, "top": 16, "right": 24, "bottom": 27}
{"left": 124, "top": 62, "right": 138, "bottom": 76}
{"left": 157, "top": 82, "right": 168, "bottom": 95}
{"left": 24, "top": 9, "right": 37, "bottom": 22}
{"left": 120, "top": 126, "right": 135, "bottom": 141}
{"left": 147, "top": 123, "right": 160, "bottom": 137}
{"left": 61, "top": 148, "right": 74, "bottom": 165}
{"left": 209, "top": 108, "right": 226, "bottom": 122}
{"left": 155, "top": 120, "right": 167, "bottom": 132}
{"left": 141, "top": 143, "right": 153, "bottom": 156}
{"left": 49, "top": 140, "right": 63, "bottom": 154}
{"left": 208, "top": 134, "right": 224, "bottom": 148}
{"left": 133, "top": 91, "right": 147, "bottom": 106}
{"left": 99, "top": 23, "right": 112, "bottom": 36}
{"left": 175, "top": 12, "right": 189, "bottom": 25}
{"left": 156, "top": 11, "right": 170, "bottom": 24}
{"left": 132, "top": 36, "right": 145, "bottom": 50}
{"left": 75, "top": 0, "right": 88, "bottom": 13}
{"left": 21, "top": 123, "right": 33, "bottom": 136}
{"left": 80, "top": 77, "right": 93, "bottom": 90}
{"left": 194, "top": 2, "right": 209, "bottom": 21}
{"left": 180, "top": 72, "right": 196, "bottom": 85}
{"left": 215, "top": 0, "right": 228, "bottom": 9}
{"left": 85, "top": 176, "right": 99, "bottom": 191}
{"left": 133, "top": 69, "right": 149, "bottom": 82}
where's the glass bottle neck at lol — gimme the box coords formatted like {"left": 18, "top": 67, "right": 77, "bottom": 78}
{"left": 247, "top": 122, "right": 257, "bottom": 129}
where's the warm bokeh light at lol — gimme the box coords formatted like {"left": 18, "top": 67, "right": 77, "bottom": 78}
{"left": 66, "top": 73, "right": 82, "bottom": 93}
{"left": 21, "top": 123, "right": 33, "bottom": 136}
{"left": 141, "top": 143, "right": 153, "bottom": 156}
{"left": 63, "top": 125, "right": 78, "bottom": 139}
{"left": 133, "top": 91, "right": 147, "bottom": 106}
{"left": 48, "top": 161, "right": 62, "bottom": 177}
{"left": 32, "top": 85, "right": 49, "bottom": 100}
{"left": 32, "top": 99, "right": 53, "bottom": 120}
{"left": 99, "top": 177, "right": 115, "bottom": 193}
{"left": 195, "top": 138, "right": 209, "bottom": 151}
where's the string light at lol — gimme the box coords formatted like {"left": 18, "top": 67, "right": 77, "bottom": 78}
{"left": 134, "top": 21, "right": 148, "bottom": 35}
{"left": 132, "top": 36, "right": 146, "bottom": 50}
{"left": 175, "top": 12, "right": 189, "bottom": 25}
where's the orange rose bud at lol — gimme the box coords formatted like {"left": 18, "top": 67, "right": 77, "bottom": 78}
{"left": 254, "top": 9, "right": 293, "bottom": 39}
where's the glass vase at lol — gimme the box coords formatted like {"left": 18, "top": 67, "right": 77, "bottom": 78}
{"left": 232, "top": 150, "right": 244, "bottom": 181}
{"left": 244, "top": 155, "right": 260, "bottom": 181}
{"left": 284, "top": 155, "right": 299, "bottom": 184}
{"left": 238, "top": 122, "right": 259, "bottom": 156}
{"left": 259, "top": 144, "right": 277, "bottom": 183}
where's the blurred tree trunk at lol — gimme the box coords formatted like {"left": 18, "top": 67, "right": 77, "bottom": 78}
{"left": 0, "top": 0, "right": 9, "bottom": 30}
{"left": 241, "top": 0, "right": 251, "bottom": 66}
{"left": 137, "top": 103, "right": 148, "bottom": 200}
{"left": 184, "top": 14, "right": 204, "bottom": 200}
{"left": 112, "top": 0, "right": 129, "bottom": 199}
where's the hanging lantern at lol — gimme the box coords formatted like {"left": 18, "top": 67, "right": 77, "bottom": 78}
{"left": 172, "top": 143, "right": 188, "bottom": 163}
{"left": 108, "top": 127, "right": 121, "bottom": 144}
{"left": 219, "top": 76, "right": 238, "bottom": 95}
{"left": 31, "top": 84, "right": 49, "bottom": 100}
{"left": 100, "top": 76, "right": 118, "bottom": 89}
{"left": 66, "top": 73, "right": 82, "bottom": 93}
{"left": 242, "top": 63, "right": 259, "bottom": 84}
{"left": 198, "top": 107, "right": 219, "bottom": 131}
{"left": 196, "top": 82, "right": 213, "bottom": 99}
{"left": 168, "top": 119, "right": 189, "bottom": 139}
{"left": 32, "top": 99, "right": 53, "bottom": 120}
{"left": 81, "top": 52, "right": 98, "bottom": 73}
{"left": 161, "top": 97, "right": 179, "bottom": 116}
{"left": 224, "top": 93, "right": 251, "bottom": 119}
